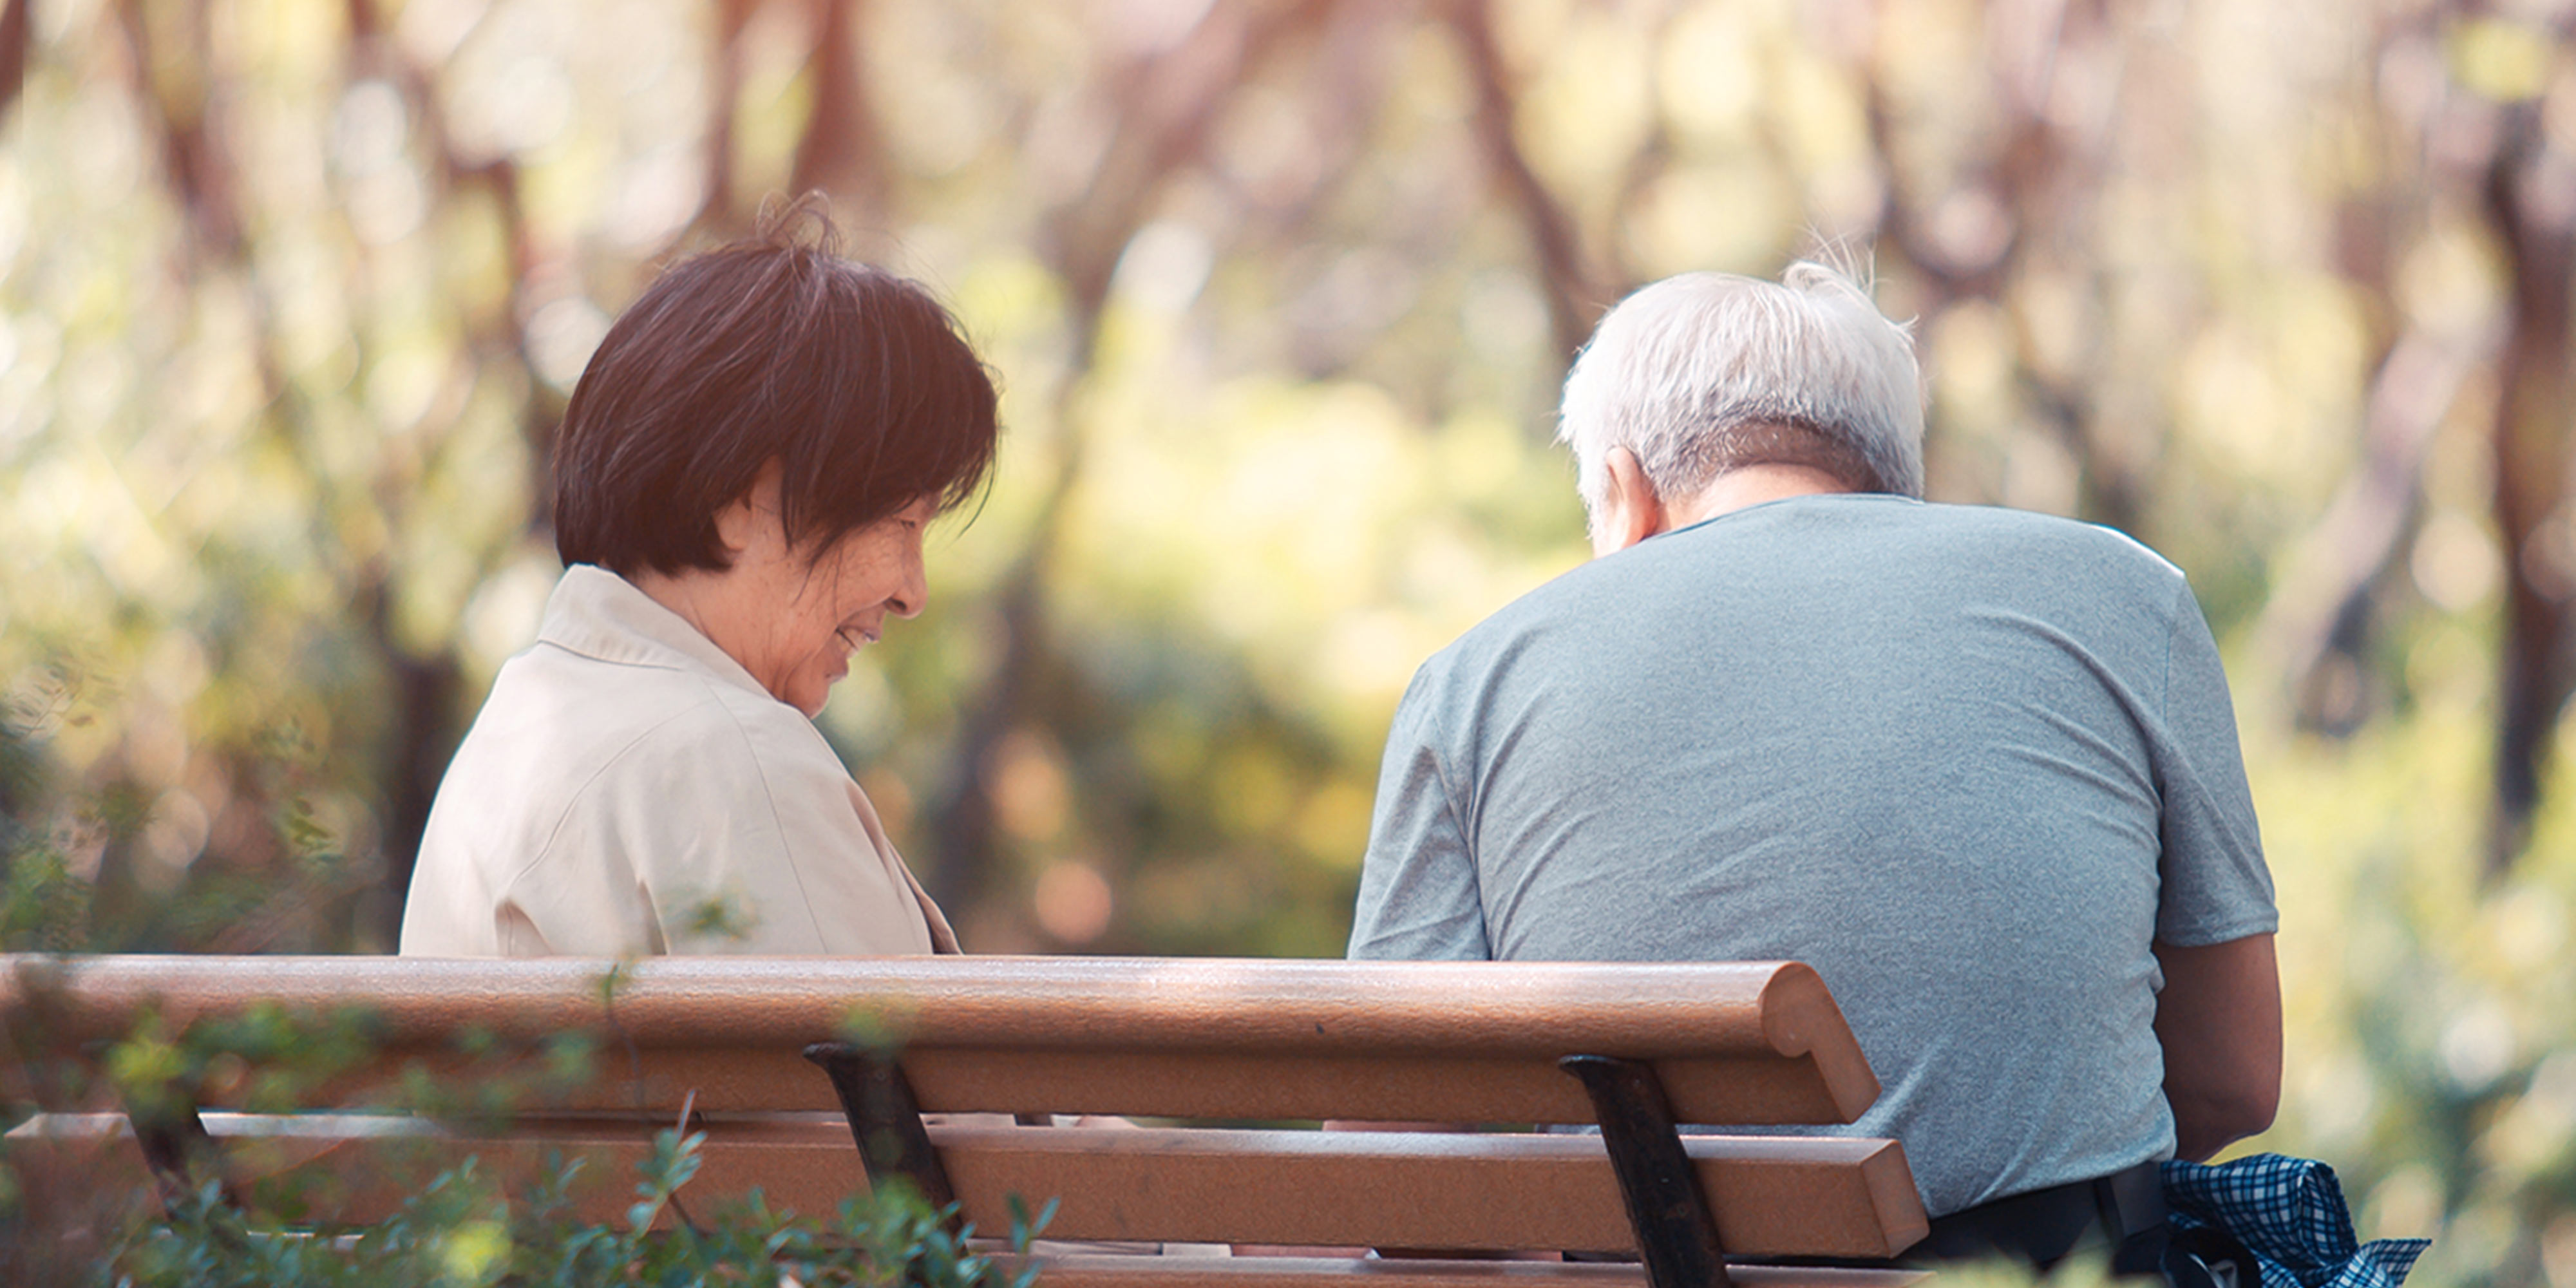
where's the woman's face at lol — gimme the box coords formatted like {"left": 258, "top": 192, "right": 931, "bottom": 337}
{"left": 714, "top": 487, "right": 937, "bottom": 719}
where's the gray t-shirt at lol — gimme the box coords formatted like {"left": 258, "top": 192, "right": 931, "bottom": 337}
{"left": 1347, "top": 493, "right": 2276, "bottom": 1218}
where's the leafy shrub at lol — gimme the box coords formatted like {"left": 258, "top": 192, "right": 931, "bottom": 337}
{"left": 0, "top": 978, "right": 1052, "bottom": 1287}
{"left": 109, "top": 1133, "right": 1048, "bottom": 1288}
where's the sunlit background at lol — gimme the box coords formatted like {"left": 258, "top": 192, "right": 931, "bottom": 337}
{"left": 5, "top": 0, "right": 2576, "bottom": 1280}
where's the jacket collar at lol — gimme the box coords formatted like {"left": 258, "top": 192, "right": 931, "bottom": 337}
{"left": 537, "top": 565, "right": 777, "bottom": 704}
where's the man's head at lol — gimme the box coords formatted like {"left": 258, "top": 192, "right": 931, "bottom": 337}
{"left": 1557, "top": 262, "right": 1922, "bottom": 553}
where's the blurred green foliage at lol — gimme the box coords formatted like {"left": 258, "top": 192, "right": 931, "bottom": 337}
{"left": 0, "top": 974, "right": 1049, "bottom": 1284}
{"left": 107, "top": 1141, "right": 1043, "bottom": 1288}
{"left": 6, "top": 0, "right": 2576, "bottom": 1283}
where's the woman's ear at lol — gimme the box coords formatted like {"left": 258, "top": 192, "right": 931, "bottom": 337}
{"left": 711, "top": 464, "right": 788, "bottom": 564}
{"left": 714, "top": 459, "right": 788, "bottom": 560}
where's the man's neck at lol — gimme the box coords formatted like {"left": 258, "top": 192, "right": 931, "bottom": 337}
{"left": 1665, "top": 463, "right": 1860, "bottom": 529}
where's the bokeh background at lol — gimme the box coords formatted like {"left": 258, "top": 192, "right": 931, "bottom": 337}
{"left": 3, "top": 0, "right": 2576, "bottom": 1280}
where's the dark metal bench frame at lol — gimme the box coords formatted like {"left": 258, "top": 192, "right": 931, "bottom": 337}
{"left": 803, "top": 1043, "right": 1736, "bottom": 1288}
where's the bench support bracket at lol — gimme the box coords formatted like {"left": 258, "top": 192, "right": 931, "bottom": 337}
{"left": 1561, "top": 1054, "right": 1732, "bottom": 1288}
{"left": 124, "top": 1095, "right": 242, "bottom": 1214}
{"left": 803, "top": 1041, "right": 960, "bottom": 1225}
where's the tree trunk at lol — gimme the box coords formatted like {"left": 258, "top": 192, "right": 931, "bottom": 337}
{"left": 2483, "top": 109, "right": 2576, "bottom": 875}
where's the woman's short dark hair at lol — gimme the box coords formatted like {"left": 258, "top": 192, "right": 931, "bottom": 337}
{"left": 552, "top": 197, "right": 999, "bottom": 578}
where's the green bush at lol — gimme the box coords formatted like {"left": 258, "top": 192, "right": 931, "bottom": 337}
{"left": 107, "top": 1133, "right": 1049, "bottom": 1288}
{"left": 0, "top": 983, "right": 1052, "bottom": 1287}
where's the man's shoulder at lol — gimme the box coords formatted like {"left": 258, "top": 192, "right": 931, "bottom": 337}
{"left": 1482, "top": 497, "right": 2179, "bottom": 609}
{"left": 1907, "top": 500, "right": 2178, "bottom": 566}
{"left": 1721, "top": 495, "right": 2190, "bottom": 603}
{"left": 1904, "top": 503, "right": 2193, "bottom": 615}
{"left": 1416, "top": 499, "right": 2188, "bottom": 690}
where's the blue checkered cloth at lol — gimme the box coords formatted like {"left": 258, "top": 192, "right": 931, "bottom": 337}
{"left": 2162, "top": 1154, "right": 2429, "bottom": 1288}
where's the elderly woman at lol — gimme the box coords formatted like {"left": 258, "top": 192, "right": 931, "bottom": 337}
{"left": 399, "top": 209, "right": 996, "bottom": 956}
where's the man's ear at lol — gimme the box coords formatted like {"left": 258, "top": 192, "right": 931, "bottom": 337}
{"left": 1590, "top": 447, "right": 1665, "bottom": 557}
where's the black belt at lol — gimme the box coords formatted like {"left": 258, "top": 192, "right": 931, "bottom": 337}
{"left": 1907, "top": 1161, "right": 2168, "bottom": 1273}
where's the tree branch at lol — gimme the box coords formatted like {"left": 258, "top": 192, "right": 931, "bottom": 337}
{"left": 926, "top": 0, "right": 1322, "bottom": 923}
{"left": 2254, "top": 320, "right": 2493, "bottom": 731}
{"left": 2482, "top": 100, "right": 2576, "bottom": 875}
{"left": 0, "top": 0, "right": 30, "bottom": 128}
{"left": 789, "top": 0, "right": 891, "bottom": 229}
{"left": 1441, "top": 0, "right": 1605, "bottom": 365}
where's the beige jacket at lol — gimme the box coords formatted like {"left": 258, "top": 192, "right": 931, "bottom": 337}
{"left": 399, "top": 565, "right": 957, "bottom": 957}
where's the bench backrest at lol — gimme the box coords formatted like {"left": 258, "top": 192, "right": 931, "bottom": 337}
{"left": 1, "top": 955, "right": 1928, "bottom": 1265}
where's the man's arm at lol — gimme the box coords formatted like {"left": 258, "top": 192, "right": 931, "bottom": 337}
{"left": 2152, "top": 933, "right": 2282, "bottom": 1161}
{"left": 1347, "top": 665, "right": 1490, "bottom": 961}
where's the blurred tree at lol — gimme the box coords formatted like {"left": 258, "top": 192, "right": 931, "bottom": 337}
{"left": 2468, "top": 6, "right": 2576, "bottom": 878}
{"left": 926, "top": 0, "right": 1332, "bottom": 924}
{"left": 0, "top": 0, "right": 28, "bottom": 122}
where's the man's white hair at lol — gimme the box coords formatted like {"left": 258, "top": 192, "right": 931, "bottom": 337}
{"left": 1557, "top": 262, "right": 1924, "bottom": 512}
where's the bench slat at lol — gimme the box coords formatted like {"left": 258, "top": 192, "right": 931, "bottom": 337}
{"left": 196, "top": 1046, "right": 1842, "bottom": 1126}
{"left": 0, "top": 956, "right": 1875, "bottom": 1127}
{"left": 8, "top": 1115, "right": 1926, "bottom": 1260}
{"left": 936, "top": 1126, "right": 1926, "bottom": 1258}
{"left": 902, "top": 1050, "right": 1848, "bottom": 1126}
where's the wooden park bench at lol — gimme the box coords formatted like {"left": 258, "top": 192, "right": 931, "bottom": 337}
{"left": 1, "top": 955, "right": 1929, "bottom": 1287}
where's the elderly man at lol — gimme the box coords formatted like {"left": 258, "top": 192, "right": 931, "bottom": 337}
{"left": 1347, "top": 264, "right": 2281, "bottom": 1269}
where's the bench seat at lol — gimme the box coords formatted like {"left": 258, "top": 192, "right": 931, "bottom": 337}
{"left": 2, "top": 954, "right": 1932, "bottom": 1287}
{"left": 1018, "top": 1257, "right": 1928, "bottom": 1288}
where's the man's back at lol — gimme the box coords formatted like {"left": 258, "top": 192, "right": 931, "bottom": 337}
{"left": 1349, "top": 493, "right": 2275, "bottom": 1217}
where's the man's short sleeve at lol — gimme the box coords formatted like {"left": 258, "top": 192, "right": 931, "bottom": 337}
{"left": 2154, "top": 577, "right": 2278, "bottom": 946}
{"left": 1347, "top": 662, "right": 1492, "bottom": 960}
